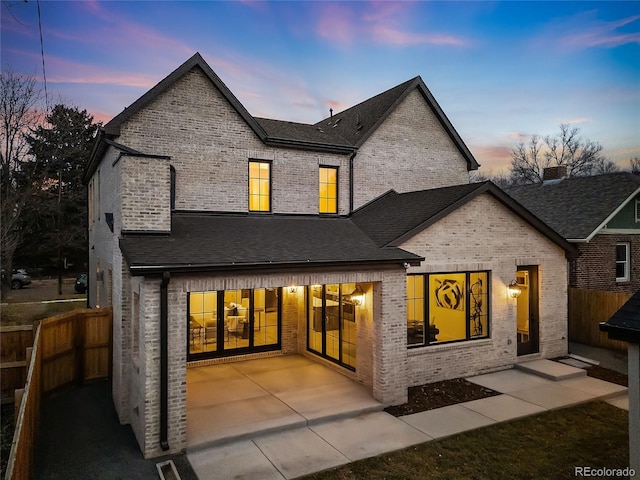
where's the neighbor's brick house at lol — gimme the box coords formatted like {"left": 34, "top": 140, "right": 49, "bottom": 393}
{"left": 507, "top": 171, "right": 640, "bottom": 294}
{"left": 85, "top": 53, "right": 577, "bottom": 458}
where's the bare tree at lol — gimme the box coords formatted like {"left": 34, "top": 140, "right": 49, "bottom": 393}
{"left": 510, "top": 124, "right": 607, "bottom": 184}
{"left": 630, "top": 157, "right": 640, "bottom": 175}
{"left": 592, "top": 157, "right": 619, "bottom": 175}
{"left": 0, "top": 70, "right": 41, "bottom": 289}
{"left": 470, "top": 169, "right": 514, "bottom": 188}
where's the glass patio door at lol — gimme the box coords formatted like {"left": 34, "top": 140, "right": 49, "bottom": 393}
{"left": 307, "top": 284, "right": 356, "bottom": 370}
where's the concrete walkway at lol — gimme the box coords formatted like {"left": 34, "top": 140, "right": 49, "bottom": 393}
{"left": 187, "top": 358, "right": 628, "bottom": 480}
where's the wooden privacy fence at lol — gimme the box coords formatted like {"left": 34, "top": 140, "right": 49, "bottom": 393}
{"left": 0, "top": 325, "right": 34, "bottom": 403}
{"left": 568, "top": 288, "right": 631, "bottom": 350}
{"left": 4, "top": 308, "right": 112, "bottom": 480}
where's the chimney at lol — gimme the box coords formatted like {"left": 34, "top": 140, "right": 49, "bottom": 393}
{"left": 543, "top": 165, "right": 567, "bottom": 182}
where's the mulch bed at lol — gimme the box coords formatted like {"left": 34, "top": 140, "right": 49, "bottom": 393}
{"left": 384, "top": 362, "right": 629, "bottom": 418}
{"left": 384, "top": 378, "right": 500, "bottom": 417}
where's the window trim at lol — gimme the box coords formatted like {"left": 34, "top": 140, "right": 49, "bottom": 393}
{"left": 318, "top": 165, "right": 338, "bottom": 215}
{"left": 635, "top": 200, "right": 640, "bottom": 223}
{"left": 407, "top": 271, "right": 491, "bottom": 348}
{"left": 248, "top": 159, "right": 272, "bottom": 212}
{"left": 616, "top": 242, "right": 631, "bottom": 282}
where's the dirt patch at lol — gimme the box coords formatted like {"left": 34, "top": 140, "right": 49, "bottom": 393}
{"left": 586, "top": 365, "right": 628, "bottom": 387}
{"left": 1, "top": 403, "right": 15, "bottom": 478}
{"left": 384, "top": 378, "right": 500, "bottom": 417}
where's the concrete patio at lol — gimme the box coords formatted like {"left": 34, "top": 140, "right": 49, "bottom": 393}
{"left": 187, "top": 357, "right": 629, "bottom": 480}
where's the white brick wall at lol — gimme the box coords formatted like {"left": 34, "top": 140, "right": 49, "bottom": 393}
{"left": 116, "top": 68, "right": 351, "bottom": 216}
{"left": 353, "top": 89, "right": 470, "bottom": 209}
{"left": 400, "top": 194, "right": 569, "bottom": 386}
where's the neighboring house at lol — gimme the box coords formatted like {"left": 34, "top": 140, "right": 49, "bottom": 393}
{"left": 85, "top": 53, "right": 577, "bottom": 458}
{"left": 600, "top": 290, "right": 640, "bottom": 476}
{"left": 507, "top": 170, "right": 640, "bottom": 294}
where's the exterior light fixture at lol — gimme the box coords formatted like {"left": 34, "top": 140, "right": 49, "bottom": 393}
{"left": 508, "top": 280, "right": 522, "bottom": 298}
{"left": 288, "top": 286, "right": 297, "bottom": 294}
{"left": 351, "top": 285, "right": 364, "bottom": 306}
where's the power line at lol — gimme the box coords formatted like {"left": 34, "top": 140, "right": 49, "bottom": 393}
{"left": 36, "top": 0, "right": 49, "bottom": 111}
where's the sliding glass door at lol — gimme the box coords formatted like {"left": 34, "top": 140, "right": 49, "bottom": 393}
{"left": 188, "top": 288, "right": 281, "bottom": 360}
{"left": 307, "top": 284, "right": 357, "bottom": 370}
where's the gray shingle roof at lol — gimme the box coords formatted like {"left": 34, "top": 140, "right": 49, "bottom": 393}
{"left": 119, "top": 213, "right": 423, "bottom": 275}
{"left": 254, "top": 118, "right": 352, "bottom": 148}
{"left": 351, "top": 181, "right": 578, "bottom": 257}
{"left": 600, "top": 289, "right": 640, "bottom": 343}
{"left": 314, "top": 76, "right": 479, "bottom": 171}
{"left": 506, "top": 173, "right": 640, "bottom": 241}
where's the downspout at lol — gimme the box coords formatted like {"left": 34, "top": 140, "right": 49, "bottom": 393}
{"left": 160, "top": 271, "right": 171, "bottom": 451}
{"left": 349, "top": 150, "right": 357, "bottom": 214}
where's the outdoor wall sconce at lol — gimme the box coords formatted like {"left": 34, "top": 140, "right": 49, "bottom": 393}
{"left": 288, "top": 286, "right": 297, "bottom": 294}
{"left": 351, "top": 285, "right": 364, "bottom": 306}
{"left": 508, "top": 280, "right": 522, "bottom": 298}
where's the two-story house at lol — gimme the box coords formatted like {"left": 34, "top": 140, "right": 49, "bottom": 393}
{"left": 85, "top": 53, "right": 577, "bottom": 458}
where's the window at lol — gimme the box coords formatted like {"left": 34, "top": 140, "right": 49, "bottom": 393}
{"left": 616, "top": 243, "right": 630, "bottom": 282}
{"left": 407, "top": 271, "right": 490, "bottom": 347}
{"left": 319, "top": 166, "right": 338, "bottom": 214}
{"left": 249, "top": 160, "right": 271, "bottom": 212}
{"left": 635, "top": 200, "right": 640, "bottom": 223}
{"left": 188, "top": 288, "right": 281, "bottom": 360}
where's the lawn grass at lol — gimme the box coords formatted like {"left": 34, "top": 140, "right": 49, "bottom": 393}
{"left": 0, "top": 300, "right": 85, "bottom": 326}
{"left": 302, "top": 401, "right": 629, "bottom": 480}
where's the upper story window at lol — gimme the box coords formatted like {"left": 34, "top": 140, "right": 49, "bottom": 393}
{"left": 616, "top": 243, "right": 630, "bottom": 282}
{"left": 635, "top": 200, "right": 640, "bottom": 223}
{"left": 249, "top": 160, "right": 271, "bottom": 212}
{"left": 319, "top": 166, "right": 338, "bottom": 214}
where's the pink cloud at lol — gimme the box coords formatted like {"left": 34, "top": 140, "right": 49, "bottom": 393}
{"left": 313, "top": 1, "right": 470, "bottom": 48}
{"left": 563, "top": 15, "right": 640, "bottom": 48}
{"left": 315, "top": 4, "right": 357, "bottom": 45}
{"left": 370, "top": 25, "right": 469, "bottom": 47}
{"left": 566, "top": 117, "right": 592, "bottom": 125}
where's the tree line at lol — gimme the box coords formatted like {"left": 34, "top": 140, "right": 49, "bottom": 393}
{"left": 1, "top": 70, "right": 98, "bottom": 294}
{"left": 472, "top": 124, "right": 638, "bottom": 187}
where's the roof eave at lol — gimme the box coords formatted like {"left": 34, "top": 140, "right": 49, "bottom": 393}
{"left": 127, "top": 256, "right": 423, "bottom": 276}
{"left": 389, "top": 182, "right": 579, "bottom": 259}
{"left": 264, "top": 137, "right": 355, "bottom": 154}
{"left": 599, "top": 321, "right": 640, "bottom": 343}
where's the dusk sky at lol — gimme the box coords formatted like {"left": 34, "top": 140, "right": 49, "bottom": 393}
{"left": 2, "top": 0, "right": 639, "bottom": 173}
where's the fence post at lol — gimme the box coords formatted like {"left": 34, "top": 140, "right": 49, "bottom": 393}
{"left": 75, "top": 313, "right": 86, "bottom": 386}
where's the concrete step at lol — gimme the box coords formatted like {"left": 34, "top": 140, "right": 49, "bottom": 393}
{"left": 516, "top": 359, "right": 587, "bottom": 381}
{"left": 187, "top": 401, "right": 384, "bottom": 453}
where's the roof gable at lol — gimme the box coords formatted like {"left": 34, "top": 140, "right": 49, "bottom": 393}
{"left": 506, "top": 173, "right": 640, "bottom": 241}
{"left": 103, "top": 53, "right": 267, "bottom": 140}
{"left": 315, "top": 76, "right": 479, "bottom": 171}
{"left": 351, "top": 181, "right": 578, "bottom": 258}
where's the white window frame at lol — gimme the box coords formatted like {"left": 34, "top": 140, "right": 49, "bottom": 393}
{"left": 635, "top": 200, "right": 640, "bottom": 223}
{"left": 616, "top": 243, "right": 630, "bottom": 282}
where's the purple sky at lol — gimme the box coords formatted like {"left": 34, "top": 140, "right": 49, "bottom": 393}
{"left": 2, "top": 0, "right": 639, "bottom": 173}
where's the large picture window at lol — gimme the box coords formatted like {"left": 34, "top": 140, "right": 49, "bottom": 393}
{"left": 249, "top": 160, "right": 271, "bottom": 212}
{"left": 319, "top": 166, "right": 338, "bottom": 214}
{"left": 407, "top": 271, "right": 490, "bottom": 347}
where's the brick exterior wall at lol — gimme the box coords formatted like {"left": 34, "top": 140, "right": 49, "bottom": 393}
{"left": 353, "top": 89, "right": 470, "bottom": 209}
{"left": 570, "top": 233, "right": 640, "bottom": 293}
{"left": 400, "top": 194, "right": 569, "bottom": 386}
{"left": 116, "top": 68, "right": 351, "bottom": 216}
